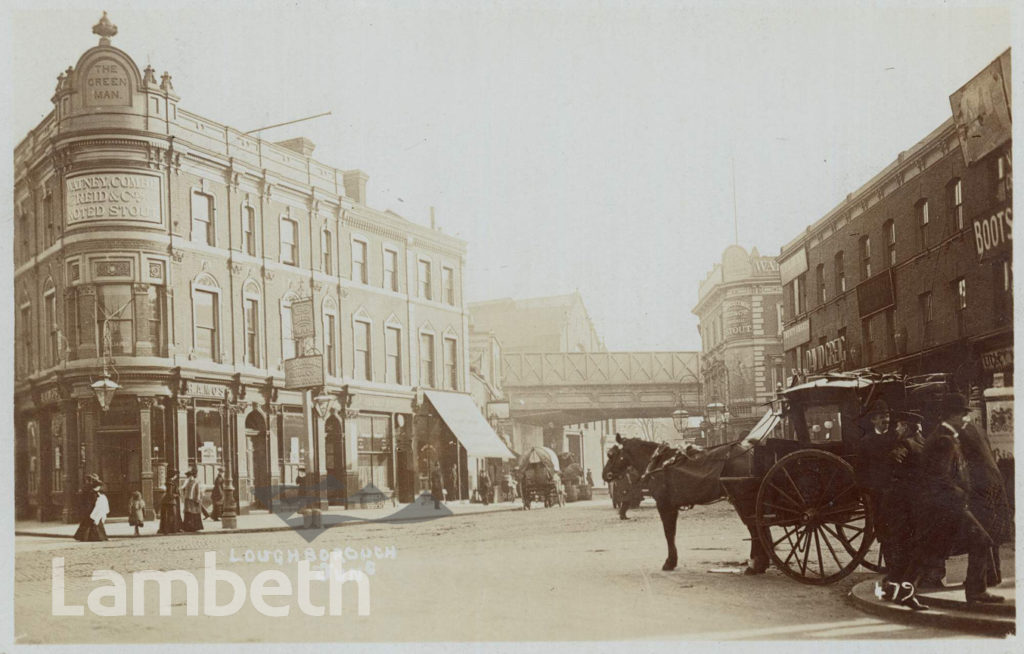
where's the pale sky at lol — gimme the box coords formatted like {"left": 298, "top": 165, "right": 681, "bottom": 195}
{"left": 7, "top": 1, "right": 1014, "bottom": 352}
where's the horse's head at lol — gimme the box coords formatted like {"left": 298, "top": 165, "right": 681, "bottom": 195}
{"left": 602, "top": 444, "right": 628, "bottom": 483}
{"left": 606, "top": 434, "right": 660, "bottom": 479}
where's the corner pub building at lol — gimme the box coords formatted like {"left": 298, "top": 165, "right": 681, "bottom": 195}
{"left": 14, "top": 15, "right": 501, "bottom": 522}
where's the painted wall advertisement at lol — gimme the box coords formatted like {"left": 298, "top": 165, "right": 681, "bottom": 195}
{"left": 65, "top": 172, "right": 162, "bottom": 226}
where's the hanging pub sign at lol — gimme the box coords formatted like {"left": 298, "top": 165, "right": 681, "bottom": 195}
{"left": 972, "top": 206, "right": 1012, "bottom": 261}
{"left": 290, "top": 298, "right": 315, "bottom": 340}
{"left": 284, "top": 354, "right": 325, "bottom": 390}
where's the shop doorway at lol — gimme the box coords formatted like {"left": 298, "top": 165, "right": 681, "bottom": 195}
{"left": 94, "top": 429, "right": 139, "bottom": 517}
{"left": 324, "top": 415, "right": 346, "bottom": 505}
{"left": 245, "top": 411, "right": 270, "bottom": 511}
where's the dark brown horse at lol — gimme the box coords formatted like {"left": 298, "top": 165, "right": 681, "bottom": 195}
{"left": 603, "top": 435, "right": 769, "bottom": 573}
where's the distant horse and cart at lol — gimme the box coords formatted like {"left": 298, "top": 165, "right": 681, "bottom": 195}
{"left": 602, "top": 370, "right": 954, "bottom": 585}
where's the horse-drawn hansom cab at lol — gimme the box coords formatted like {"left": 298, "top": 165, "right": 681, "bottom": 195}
{"left": 603, "top": 369, "right": 957, "bottom": 585}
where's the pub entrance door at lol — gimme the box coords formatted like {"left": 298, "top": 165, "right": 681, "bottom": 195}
{"left": 324, "top": 415, "right": 346, "bottom": 505}
{"left": 94, "top": 428, "right": 139, "bottom": 517}
{"left": 245, "top": 411, "right": 271, "bottom": 511}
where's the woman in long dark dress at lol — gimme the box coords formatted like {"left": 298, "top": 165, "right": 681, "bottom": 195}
{"left": 158, "top": 470, "right": 183, "bottom": 534}
{"left": 73, "top": 476, "right": 109, "bottom": 542}
{"left": 182, "top": 469, "right": 204, "bottom": 532}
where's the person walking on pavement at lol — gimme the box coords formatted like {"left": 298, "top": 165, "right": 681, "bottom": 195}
{"left": 478, "top": 468, "right": 492, "bottom": 506}
{"left": 73, "top": 474, "right": 109, "bottom": 542}
{"left": 902, "top": 393, "right": 1002, "bottom": 605}
{"left": 158, "top": 469, "right": 183, "bottom": 534}
{"left": 182, "top": 468, "right": 204, "bottom": 532}
{"left": 211, "top": 468, "right": 224, "bottom": 521}
{"left": 429, "top": 461, "right": 446, "bottom": 510}
{"left": 128, "top": 490, "right": 146, "bottom": 537}
{"left": 959, "top": 419, "right": 1013, "bottom": 588}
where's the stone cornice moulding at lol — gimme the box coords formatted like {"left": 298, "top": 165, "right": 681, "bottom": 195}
{"left": 779, "top": 120, "right": 959, "bottom": 260}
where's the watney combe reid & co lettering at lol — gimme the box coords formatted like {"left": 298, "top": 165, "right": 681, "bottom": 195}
{"left": 65, "top": 174, "right": 161, "bottom": 224}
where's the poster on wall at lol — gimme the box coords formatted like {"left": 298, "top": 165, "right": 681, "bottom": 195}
{"left": 986, "top": 399, "right": 1014, "bottom": 458}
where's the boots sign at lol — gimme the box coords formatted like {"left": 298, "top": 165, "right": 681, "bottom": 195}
{"left": 972, "top": 206, "right": 1012, "bottom": 261}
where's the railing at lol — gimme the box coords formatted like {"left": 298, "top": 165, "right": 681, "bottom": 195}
{"left": 502, "top": 351, "right": 700, "bottom": 387}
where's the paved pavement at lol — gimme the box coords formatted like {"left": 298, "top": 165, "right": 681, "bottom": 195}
{"left": 849, "top": 547, "right": 1016, "bottom": 637}
{"left": 16, "top": 493, "right": 523, "bottom": 539}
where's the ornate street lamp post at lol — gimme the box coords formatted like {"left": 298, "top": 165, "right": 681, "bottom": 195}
{"left": 671, "top": 408, "right": 689, "bottom": 435}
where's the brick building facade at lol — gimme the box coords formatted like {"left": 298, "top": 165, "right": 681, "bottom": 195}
{"left": 778, "top": 50, "right": 1012, "bottom": 454}
{"left": 14, "top": 16, "right": 476, "bottom": 521}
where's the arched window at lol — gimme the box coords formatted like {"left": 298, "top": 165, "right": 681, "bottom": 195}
{"left": 242, "top": 280, "right": 262, "bottom": 367}
{"left": 191, "top": 273, "right": 221, "bottom": 361}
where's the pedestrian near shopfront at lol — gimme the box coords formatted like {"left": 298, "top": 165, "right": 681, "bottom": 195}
{"left": 211, "top": 468, "right": 224, "bottom": 521}
{"left": 905, "top": 393, "right": 1002, "bottom": 604}
{"left": 959, "top": 420, "right": 1012, "bottom": 587}
{"left": 158, "top": 470, "right": 182, "bottom": 534}
{"left": 875, "top": 412, "right": 926, "bottom": 603}
{"left": 128, "top": 490, "right": 146, "bottom": 536}
{"left": 855, "top": 406, "right": 895, "bottom": 557}
{"left": 182, "top": 468, "right": 204, "bottom": 532}
{"left": 478, "top": 468, "right": 492, "bottom": 505}
{"left": 74, "top": 475, "right": 109, "bottom": 542}
{"left": 429, "top": 462, "right": 446, "bottom": 510}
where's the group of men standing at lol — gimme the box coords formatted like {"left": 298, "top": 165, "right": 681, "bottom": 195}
{"left": 857, "top": 392, "right": 1012, "bottom": 610}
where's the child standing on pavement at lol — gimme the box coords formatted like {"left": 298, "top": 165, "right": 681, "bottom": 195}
{"left": 128, "top": 490, "right": 146, "bottom": 536}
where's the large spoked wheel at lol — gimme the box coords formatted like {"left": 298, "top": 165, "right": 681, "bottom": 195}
{"left": 754, "top": 450, "right": 874, "bottom": 585}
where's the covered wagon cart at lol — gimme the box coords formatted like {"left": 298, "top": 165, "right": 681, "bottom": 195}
{"left": 518, "top": 446, "right": 564, "bottom": 509}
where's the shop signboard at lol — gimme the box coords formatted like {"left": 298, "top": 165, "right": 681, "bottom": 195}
{"left": 199, "top": 441, "right": 217, "bottom": 465}
{"left": 779, "top": 247, "right": 808, "bottom": 286}
{"left": 950, "top": 51, "right": 1012, "bottom": 167}
{"left": 981, "top": 346, "right": 1013, "bottom": 372}
{"left": 856, "top": 269, "right": 895, "bottom": 318}
{"left": 290, "top": 298, "right": 315, "bottom": 340}
{"left": 782, "top": 318, "right": 810, "bottom": 352}
{"left": 284, "top": 354, "right": 325, "bottom": 390}
{"left": 806, "top": 336, "right": 847, "bottom": 372}
{"left": 971, "top": 206, "right": 1012, "bottom": 261}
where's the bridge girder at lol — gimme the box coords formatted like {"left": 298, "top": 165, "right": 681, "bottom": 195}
{"left": 505, "top": 382, "right": 702, "bottom": 428}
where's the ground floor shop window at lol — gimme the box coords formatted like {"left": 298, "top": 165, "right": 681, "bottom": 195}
{"left": 357, "top": 414, "right": 392, "bottom": 491}
{"left": 192, "top": 404, "right": 225, "bottom": 486}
